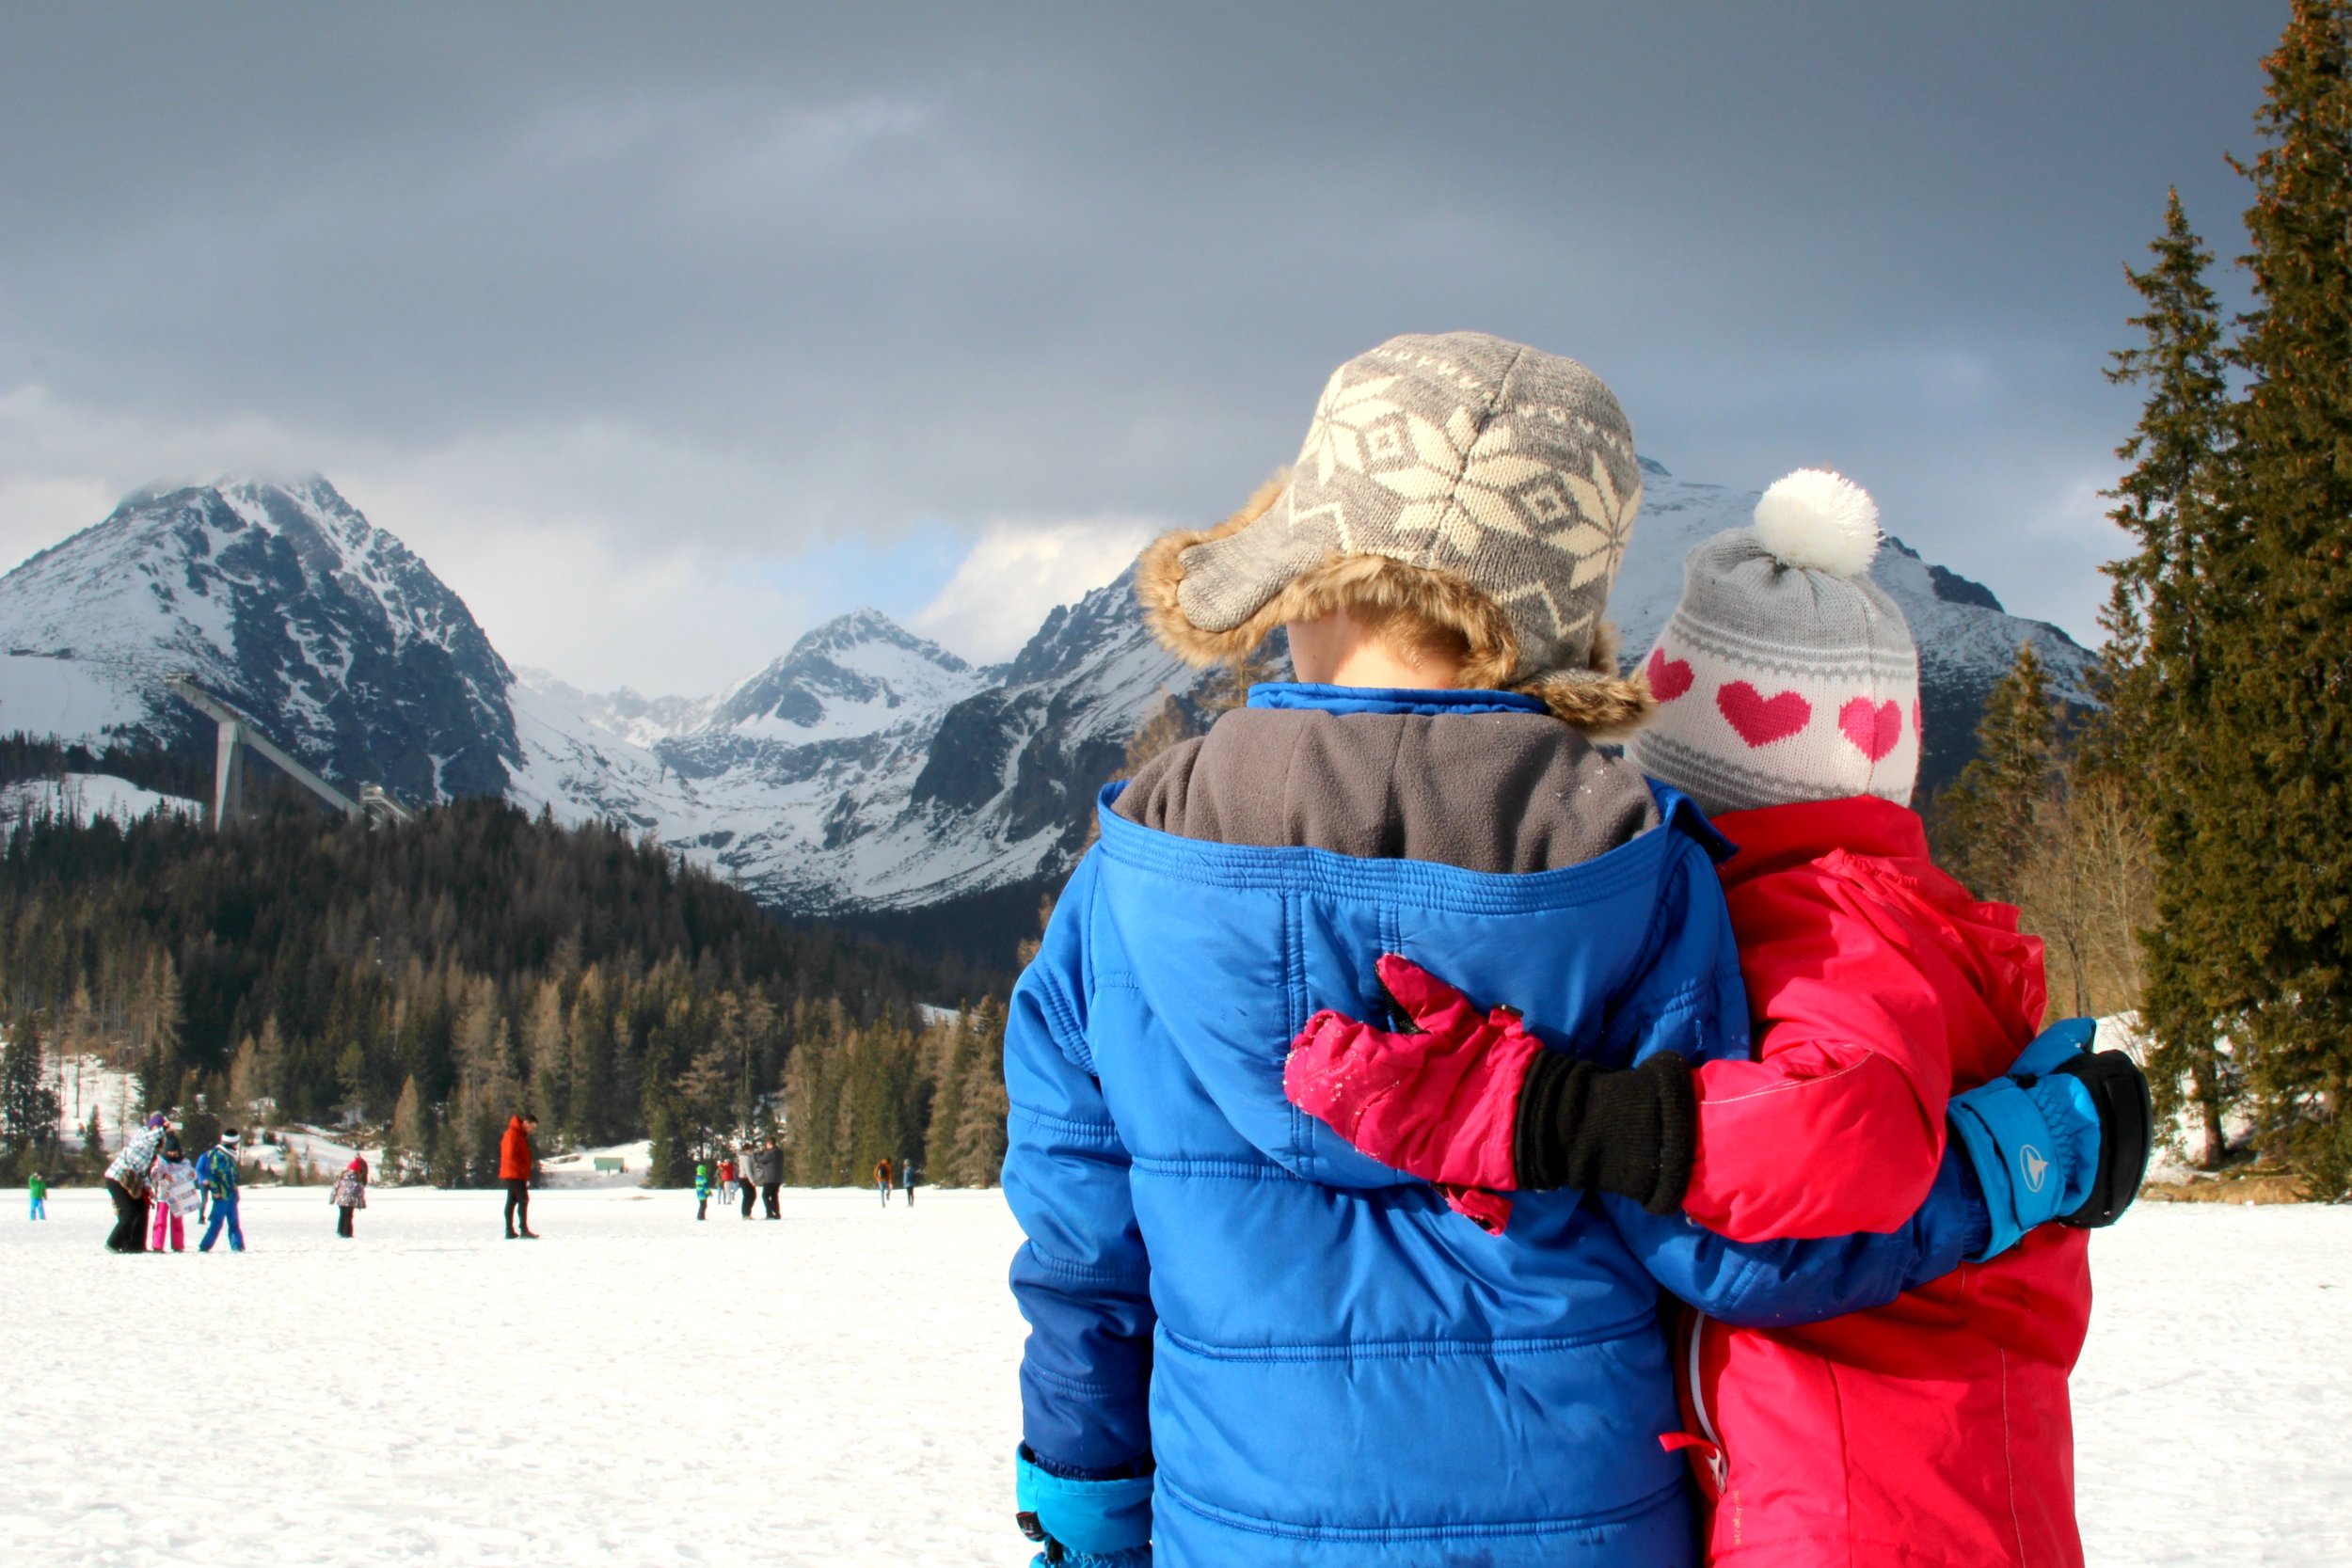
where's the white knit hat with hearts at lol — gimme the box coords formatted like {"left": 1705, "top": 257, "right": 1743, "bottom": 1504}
{"left": 1625, "top": 468, "right": 1919, "bottom": 816}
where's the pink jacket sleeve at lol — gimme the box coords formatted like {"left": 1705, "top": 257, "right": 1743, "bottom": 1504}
{"left": 1679, "top": 858, "right": 1978, "bottom": 1243}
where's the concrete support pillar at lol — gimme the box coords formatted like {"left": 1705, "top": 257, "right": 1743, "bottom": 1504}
{"left": 213, "top": 719, "right": 245, "bottom": 829}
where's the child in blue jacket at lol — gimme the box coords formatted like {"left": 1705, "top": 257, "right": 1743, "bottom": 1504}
{"left": 1002, "top": 336, "right": 2075, "bottom": 1568}
{"left": 196, "top": 1130, "right": 245, "bottom": 1252}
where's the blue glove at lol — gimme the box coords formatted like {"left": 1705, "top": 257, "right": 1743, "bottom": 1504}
{"left": 2010, "top": 1015, "right": 2099, "bottom": 1079}
{"left": 1948, "top": 1018, "right": 2152, "bottom": 1261}
{"left": 1017, "top": 1445, "right": 1152, "bottom": 1565}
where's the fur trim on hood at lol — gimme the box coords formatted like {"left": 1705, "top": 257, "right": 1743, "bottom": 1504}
{"left": 1137, "top": 473, "right": 1654, "bottom": 737}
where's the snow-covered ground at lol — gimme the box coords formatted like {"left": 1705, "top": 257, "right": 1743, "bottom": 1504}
{"left": 0, "top": 771, "right": 201, "bottom": 832}
{"left": 536, "top": 1138, "right": 652, "bottom": 1187}
{"left": 3, "top": 1189, "right": 2344, "bottom": 1566}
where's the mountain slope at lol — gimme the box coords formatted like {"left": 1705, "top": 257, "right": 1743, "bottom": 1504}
{"left": 0, "top": 477, "right": 518, "bottom": 801}
{"left": 1609, "top": 460, "right": 2092, "bottom": 793}
{"left": 510, "top": 610, "right": 1007, "bottom": 908}
{"left": 0, "top": 468, "right": 2091, "bottom": 926}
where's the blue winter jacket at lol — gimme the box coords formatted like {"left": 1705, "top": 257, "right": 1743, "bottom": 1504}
{"left": 1004, "top": 692, "right": 1987, "bottom": 1567}
{"left": 195, "top": 1146, "right": 239, "bottom": 1201}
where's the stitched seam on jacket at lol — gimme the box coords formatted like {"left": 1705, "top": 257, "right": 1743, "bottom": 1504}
{"left": 2002, "top": 1346, "right": 2028, "bottom": 1565}
{"left": 1284, "top": 891, "right": 1312, "bottom": 1175}
{"left": 1155, "top": 1470, "right": 1687, "bottom": 1543}
{"left": 1698, "top": 1052, "right": 1880, "bottom": 1105}
{"left": 1129, "top": 1157, "right": 1299, "bottom": 1180}
{"left": 1025, "top": 1363, "right": 1126, "bottom": 1402}
{"left": 1607, "top": 975, "right": 1711, "bottom": 1056}
{"left": 1157, "top": 1315, "right": 1656, "bottom": 1362}
{"left": 1008, "top": 1104, "right": 1123, "bottom": 1146}
{"left": 1094, "top": 799, "right": 1668, "bottom": 910}
{"left": 1726, "top": 1528, "right": 2014, "bottom": 1568}
{"left": 1036, "top": 979, "right": 1090, "bottom": 1070}
{"left": 1019, "top": 1244, "right": 1147, "bottom": 1288}
{"left": 1716, "top": 1237, "right": 1772, "bottom": 1319}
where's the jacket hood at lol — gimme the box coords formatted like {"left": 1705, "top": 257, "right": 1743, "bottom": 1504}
{"left": 1088, "top": 781, "right": 1729, "bottom": 1189}
{"left": 1715, "top": 795, "right": 2047, "bottom": 1063}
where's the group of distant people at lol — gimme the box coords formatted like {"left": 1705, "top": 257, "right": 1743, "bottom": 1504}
{"left": 71, "top": 1108, "right": 546, "bottom": 1248}
{"left": 697, "top": 1136, "right": 784, "bottom": 1219}
{"left": 64, "top": 1103, "right": 954, "bottom": 1244}
{"left": 690, "top": 1138, "right": 915, "bottom": 1218}
{"left": 99, "top": 1115, "right": 252, "bottom": 1253}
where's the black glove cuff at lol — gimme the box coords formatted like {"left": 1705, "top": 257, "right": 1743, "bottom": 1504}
{"left": 1514, "top": 1050, "right": 1696, "bottom": 1212}
{"left": 2053, "top": 1049, "right": 2154, "bottom": 1228}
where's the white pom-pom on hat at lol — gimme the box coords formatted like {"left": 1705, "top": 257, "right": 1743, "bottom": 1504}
{"left": 1752, "top": 467, "right": 1881, "bottom": 578}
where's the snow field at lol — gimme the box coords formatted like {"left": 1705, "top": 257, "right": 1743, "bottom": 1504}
{"left": 2069, "top": 1201, "right": 2352, "bottom": 1565}
{"left": 4, "top": 1186, "right": 1030, "bottom": 1567}
{"left": 0, "top": 772, "right": 200, "bottom": 832}
{"left": 2, "top": 1189, "right": 2346, "bottom": 1566}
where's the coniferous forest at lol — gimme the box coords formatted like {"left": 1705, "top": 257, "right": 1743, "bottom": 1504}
{"left": 1933, "top": 2, "right": 2352, "bottom": 1200}
{"left": 4, "top": 7, "right": 2349, "bottom": 1207}
{"left": 0, "top": 797, "right": 1008, "bottom": 1190}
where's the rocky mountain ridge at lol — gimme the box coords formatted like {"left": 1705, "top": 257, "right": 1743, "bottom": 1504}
{"left": 0, "top": 468, "right": 2092, "bottom": 927}
{"left": 0, "top": 477, "right": 518, "bottom": 802}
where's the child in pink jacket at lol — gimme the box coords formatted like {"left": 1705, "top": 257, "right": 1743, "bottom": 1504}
{"left": 1288, "top": 471, "right": 2150, "bottom": 1568}
{"left": 146, "top": 1133, "right": 200, "bottom": 1252}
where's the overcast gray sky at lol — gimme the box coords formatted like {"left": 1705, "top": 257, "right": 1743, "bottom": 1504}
{"left": 0, "top": 3, "right": 2284, "bottom": 692}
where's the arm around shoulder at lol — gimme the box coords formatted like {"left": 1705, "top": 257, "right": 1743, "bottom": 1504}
{"left": 1682, "top": 865, "right": 1963, "bottom": 1241}
{"left": 1612, "top": 1144, "right": 1992, "bottom": 1329}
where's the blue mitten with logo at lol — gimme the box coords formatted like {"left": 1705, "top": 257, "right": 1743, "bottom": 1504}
{"left": 1016, "top": 1445, "right": 1152, "bottom": 1566}
{"left": 1947, "top": 1018, "right": 2153, "bottom": 1261}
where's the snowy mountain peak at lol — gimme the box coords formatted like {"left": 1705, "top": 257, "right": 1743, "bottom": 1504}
{"left": 786, "top": 606, "right": 971, "bottom": 670}
{"left": 702, "top": 609, "right": 979, "bottom": 736}
{"left": 0, "top": 477, "right": 517, "bottom": 801}
{"left": 2, "top": 467, "right": 2092, "bottom": 929}
{"left": 512, "top": 669, "right": 716, "bottom": 749}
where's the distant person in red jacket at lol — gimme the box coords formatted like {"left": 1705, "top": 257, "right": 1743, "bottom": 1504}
{"left": 501, "top": 1114, "right": 539, "bottom": 1240}
{"left": 1287, "top": 471, "right": 2150, "bottom": 1568}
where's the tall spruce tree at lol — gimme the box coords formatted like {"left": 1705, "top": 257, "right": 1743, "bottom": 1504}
{"left": 2098, "top": 189, "right": 2242, "bottom": 1167}
{"left": 944, "top": 997, "right": 1009, "bottom": 1186}
{"left": 387, "top": 1076, "right": 424, "bottom": 1184}
{"left": 1, "top": 1018, "right": 61, "bottom": 1177}
{"left": 2210, "top": 0, "right": 2352, "bottom": 1190}
{"left": 1934, "top": 643, "right": 2057, "bottom": 907}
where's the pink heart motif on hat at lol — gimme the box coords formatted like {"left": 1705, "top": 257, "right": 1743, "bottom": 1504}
{"left": 1716, "top": 682, "right": 1812, "bottom": 748}
{"left": 1645, "top": 648, "right": 1694, "bottom": 703}
{"left": 1839, "top": 698, "right": 1903, "bottom": 762}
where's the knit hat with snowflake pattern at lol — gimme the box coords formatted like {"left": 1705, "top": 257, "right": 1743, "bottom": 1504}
{"left": 1136, "top": 331, "right": 1652, "bottom": 732}
{"left": 1625, "top": 468, "right": 1920, "bottom": 816}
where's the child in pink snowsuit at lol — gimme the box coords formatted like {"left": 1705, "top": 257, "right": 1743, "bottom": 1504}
{"left": 1287, "top": 472, "right": 2152, "bottom": 1568}
{"left": 147, "top": 1134, "right": 199, "bottom": 1252}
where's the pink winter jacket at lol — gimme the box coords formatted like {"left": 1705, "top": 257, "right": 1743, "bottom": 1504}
{"left": 1677, "top": 797, "right": 2090, "bottom": 1568}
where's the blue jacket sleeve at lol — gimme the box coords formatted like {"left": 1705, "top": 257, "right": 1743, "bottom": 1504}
{"left": 1607, "top": 1150, "right": 1991, "bottom": 1327}
{"left": 1600, "top": 822, "right": 1994, "bottom": 1327}
{"left": 1002, "top": 851, "right": 1157, "bottom": 1476}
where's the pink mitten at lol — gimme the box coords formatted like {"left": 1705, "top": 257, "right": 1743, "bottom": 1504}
{"left": 1283, "top": 954, "right": 1544, "bottom": 1203}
